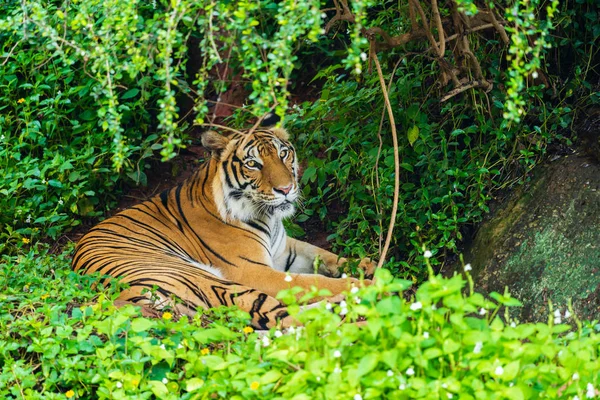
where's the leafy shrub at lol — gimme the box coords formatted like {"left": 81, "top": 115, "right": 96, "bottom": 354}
{"left": 0, "top": 0, "right": 330, "bottom": 246}
{"left": 281, "top": 0, "right": 598, "bottom": 279}
{"left": 2, "top": 248, "right": 600, "bottom": 399}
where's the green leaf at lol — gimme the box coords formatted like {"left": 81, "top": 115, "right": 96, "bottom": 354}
{"left": 185, "top": 378, "right": 205, "bottom": 392}
{"left": 131, "top": 317, "right": 155, "bottom": 333}
{"left": 407, "top": 125, "right": 419, "bottom": 146}
{"left": 121, "top": 88, "right": 140, "bottom": 99}
{"left": 148, "top": 381, "right": 168, "bottom": 398}
{"left": 357, "top": 353, "right": 379, "bottom": 378}
{"left": 261, "top": 370, "right": 282, "bottom": 384}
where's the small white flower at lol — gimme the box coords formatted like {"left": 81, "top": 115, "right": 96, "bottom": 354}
{"left": 316, "top": 376, "right": 321, "bottom": 381}
{"left": 447, "top": 394, "right": 453, "bottom": 399}
{"left": 464, "top": 263, "right": 472, "bottom": 271}
{"left": 340, "top": 307, "right": 348, "bottom": 316}
{"left": 399, "top": 383, "right": 406, "bottom": 390}
{"left": 287, "top": 326, "right": 295, "bottom": 334}
{"left": 473, "top": 341, "right": 483, "bottom": 354}
{"left": 0, "top": 135, "right": 4, "bottom": 140}
{"left": 360, "top": 52, "right": 367, "bottom": 62}
{"left": 554, "top": 317, "right": 562, "bottom": 324}
{"left": 162, "top": 378, "right": 168, "bottom": 384}
{"left": 510, "top": 322, "right": 517, "bottom": 328}
{"left": 587, "top": 383, "right": 595, "bottom": 398}
{"left": 424, "top": 250, "right": 433, "bottom": 258}
{"left": 423, "top": 332, "right": 429, "bottom": 339}
{"left": 479, "top": 308, "right": 487, "bottom": 316}
{"left": 58, "top": 199, "right": 63, "bottom": 205}
{"left": 494, "top": 365, "right": 504, "bottom": 376}
{"left": 341, "top": 273, "right": 348, "bottom": 279}
{"left": 262, "top": 336, "right": 270, "bottom": 347}
{"left": 333, "top": 350, "right": 341, "bottom": 358}
{"left": 160, "top": 344, "right": 166, "bottom": 350}
{"left": 442, "top": 383, "right": 448, "bottom": 389}
{"left": 565, "top": 309, "right": 572, "bottom": 319}
{"left": 284, "top": 274, "right": 292, "bottom": 282}
{"left": 573, "top": 373, "right": 580, "bottom": 380}
{"left": 177, "top": 343, "right": 184, "bottom": 349}
{"left": 274, "top": 330, "right": 283, "bottom": 338}
{"left": 116, "top": 381, "right": 123, "bottom": 388}
{"left": 387, "top": 370, "right": 394, "bottom": 377}
{"left": 351, "top": 287, "right": 359, "bottom": 294}
{"left": 406, "top": 367, "right": 415, "bottom": 376}
{"left": 354, "top": 395, "right": 363, "bottom": 400}
{"left": 355, "top": 297, "right": 361, "bottom": 304}
{"left": 575, "top": 396, "right": 580, "bottom": 400}
{"left": 334, "top": 366, "right": 342, "bottom": 373}
{"left": 431, "top": 304, "right": 437, "bottom": 310}
{"left": 532, "top": 71, "right": 539, "bottom": 79}
{"left": 326, "top": 302, "right": 332, "bottom": 310}
{"left": 554, "top": 309, "right": 561, "bottom": 318}
{"left": 410, "top": 302, "right": 422, "bottom": 311}
{"left": 321, "top": 12, "right": 327, "bottom": 18}
{"left": 336, "top": 330, "right": 342, "bottom": 336}
{"left": 340, "top": 300, "right": 347, "bottom": 308}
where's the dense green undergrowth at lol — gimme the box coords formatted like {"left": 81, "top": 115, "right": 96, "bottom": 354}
{"left": 2, "top": 247, "right": 600, "bottom": 399}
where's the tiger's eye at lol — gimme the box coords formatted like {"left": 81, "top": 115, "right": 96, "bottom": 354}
{"left": 279, "top": 149, "right": 289, "bottom": 159}
{"left": 245, "top": 160, "right": 261, "bottom": 169}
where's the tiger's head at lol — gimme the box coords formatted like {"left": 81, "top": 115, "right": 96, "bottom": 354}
{"left": 202, "top": 128, "right": 299, "bottom": 222}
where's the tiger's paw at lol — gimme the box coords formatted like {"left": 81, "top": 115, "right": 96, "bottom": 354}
{"left": 358, "top": 258, "right": 377, "bottom": 280}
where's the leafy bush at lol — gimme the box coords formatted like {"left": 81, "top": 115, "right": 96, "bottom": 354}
{"left": 0, "top": 0, "right": 329, "bottom": 246}
{"left": 281, "top": 0, "right": 598, "bottom": 278}
{"left": 2, "top": 248, "right": 600, "bottom": 399}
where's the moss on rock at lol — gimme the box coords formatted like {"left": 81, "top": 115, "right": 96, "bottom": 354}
{"left": 464, "top": 153, "right": 600, "bottom": 322}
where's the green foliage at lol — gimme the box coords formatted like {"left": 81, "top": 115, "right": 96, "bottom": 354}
{"left": 2, "top": 248, "right": 600, "bottom": 399}
{"left": 283, "top": 0, "right": 597, "bottom": 278}
{"left": 0, "top": 0, "right": 346, "bottom": 243}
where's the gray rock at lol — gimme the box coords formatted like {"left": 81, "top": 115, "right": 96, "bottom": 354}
{"left": 463, "top": 153, "right": 600, "bottom": 323}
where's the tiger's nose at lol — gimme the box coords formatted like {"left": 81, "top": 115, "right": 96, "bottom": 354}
{"left": 274, "top": 184, "right": 293, "bottom": 195}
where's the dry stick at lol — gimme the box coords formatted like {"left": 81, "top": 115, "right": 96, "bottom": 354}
{"left": 408, "top": 0, "right": 418, "bottom": 31}
{"left": 199, "top": 123, "right": 246, "bottom": 136}
{"left": 430, "top": 0, "right": 446, "bottom": 57}
{"left": 246, "top": 103, "right": 279, "bottom": 136}
{"left": 370, "top": 45, "right": 401, "bottom": 271}
{"left": 440, "top": 80, "right": 488, "bottom": 102}
{"left": 487, "top": 6, "right": 510, "bottom": 44}
{"left": 409, "top": 0, "right": 440, "bottom": 55}
{"left": 373, "top": 58, "right": 404, "bottom": 254}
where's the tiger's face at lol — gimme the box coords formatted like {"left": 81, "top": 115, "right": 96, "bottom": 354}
{"left": 202, "top": 128, "right": 299, "bottom": 221}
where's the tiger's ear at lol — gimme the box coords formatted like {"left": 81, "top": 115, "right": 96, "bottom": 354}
{"left": 201, "top": 130, "right": 230, "bottom": 154}
{"left": 270, "top": 127, "right": 289, "bottom": 141}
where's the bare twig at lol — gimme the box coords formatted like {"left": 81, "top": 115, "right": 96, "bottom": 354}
{"left": 370, "top": 43, "right": 400, "bottom": 270}
{"left": 431, "top": 0, "right": 446, "bottom": 57}
{"left": 198, "top": 123, "right": 246, "bottom": 135}
{"left": 207, "top": 0, "right": 222, "bottom": 63}
{"left": 409, "top": 0, "right": 440, "bottom": 55}
{"left": 373, "top": 58, "right": 404, "bottom": 254}
{"left": 440, "top": 80, "right": 491, "bottom": 102}
{"left": 487, "top": 6, "right": 509, "bottom": 44}
{"left": 246, "top": 103, "right": 278, "bottom": 135}
{"left": 324, "top": 0, "right": 356, "bottom": 33}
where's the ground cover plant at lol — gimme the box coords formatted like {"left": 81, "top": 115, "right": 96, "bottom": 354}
{"left": 1, "top": 0, "right": 599, "bottom": 398}
{"left": 3, "top": 247, "right": 600, "bottom": 399}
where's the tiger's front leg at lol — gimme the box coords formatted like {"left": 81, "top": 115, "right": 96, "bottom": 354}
{"left": 275, "top": 237, "right": 376, "bottom": 279}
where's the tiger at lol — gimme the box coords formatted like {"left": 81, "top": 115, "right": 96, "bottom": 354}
{"left": 72, "top": 127, "right": 374, "bottom": 329}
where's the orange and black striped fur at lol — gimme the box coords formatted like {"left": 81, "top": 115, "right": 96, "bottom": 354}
{"left": 73, "top": 128, "right": 373, "bottom": 329}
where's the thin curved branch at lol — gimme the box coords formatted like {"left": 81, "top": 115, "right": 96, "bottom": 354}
{"left": 370, "top": 42, "right": 400, "bottom": 271}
